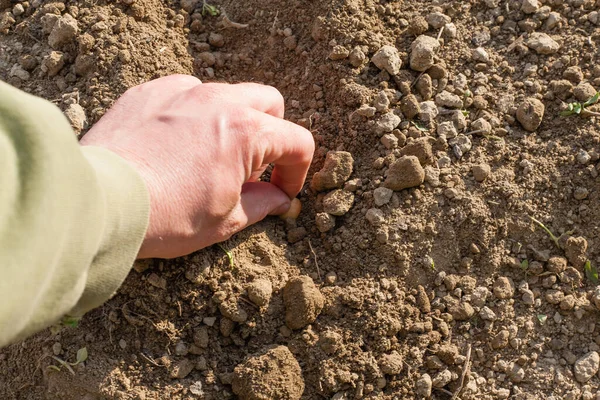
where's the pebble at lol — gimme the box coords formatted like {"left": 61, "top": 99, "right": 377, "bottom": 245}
{"left": 472, "top": 163, "right": 491, "bottom": 182}
{"left": 426, "top": 12, "right": 450, "bottom": 29}
{"left": 415, "top": 374, "right": 432, "bottom": 397}
{"left": 449, "top": 134, "right": 472, "bottom": 158}
{"left": 373, "top": 91, "right": 390, "bottom": 112}
{"left": 447, "top": 301, "right": 474, "bottom": 320}
{"left": 435, "top": 91, "right": 463, "bottom": 108}
{"left": 329, "top": 45, "right": 349, "bottom": 60}
{"left": 48, "top": 14, "right": 79, "bottom": 49}
{"left": 373, "top": 187, "right": 393, "bottom": 206}
{"left": 12, "top": 4, "right": 24, "bottom": 16}
{"left": 194, "top": 326, "right": 209, "bottom": 348}
{"left": 479, "top": 306, "right": 497, "bottom": 321}
{"left": 493, "top": 277, "right": 515, "bottom": 299}
{"left": 521, "top": 0, "right": 539, "bottom": 14}
{"left": 374, "top": 112, "right": 401, "bottom": 135}
{"left": 419, "top": 101, "right": 438, "bottom": 122}
{"left": 526, "top": 32, "right": 559, "bottom": 55}
{"left": 366, "top": 208, "right": 385, "bottom": 226}
{"left": 574, "top": 187, "right": 589, "bottom": 200}
{"left": 432, "top": 369, "right": 452, "bottom": 388}
{"left": 208, "top": 32, "right": 224, "bottom": 47}
{"left": 410, "top": 35, "right": 440, "bottom": 72}
{"left": 64, "top": 103, "right": 87, "bottom": 133}
{"left": 545, "top": 12, "right": 561, "bottom": 29}
{"left": 355, "top": 104, "right": 376, "bottom": 117}
{"left": 371, "top": 45, "right": 401, "bottom": 75}
{"left": 470, "top": 118, "right": 492, "bottom": 135}
{"left": 311, "top": 151, "right": 354, "bottom": 192}
{"left": 283, "top": 276, "right": 324, "bottom": 330}
{"left": 415, "top": 74, "right": 433, "bottom": 100}
{"left": 574, "top": 352, "right": 600, "bottom": 383}
{"left": 471, "top": 47, "right": 489, "bottom": 63}
{"left": 322, "top": 189, "right": 354, "bottom": 216}
{"left": 247, "top": 279, "right": 273, "bottom": 307}
{"left": 400, "top": 94, "right": 420, "bottom": 119}
{"left": 384, "top": 156, "right": 425, "bottom": 191}
{"left": 219, "top": 299, "right": 248, "bottom": 323}
{"left": 315, "top": 212, "right": 336, "bottom": 232}
{"left": 574, "top": 82, "right": 597, "bottom": 102}
{"left": 349, "top": 47, "right": 367, "bottom": 67}
{"left": 437, "top": 121, "right": 457, "bottom": 139}
{"left": 381, "top": 133, "right": 398, "bottom": 149}
{"left": 491, "top": 330, "right": 510, "bottom": 349}
{"left": 400, "top": 137, "right": 434, "bottom": 166}
{"left": 577, "top": 150, "right": 591, "bottom": 165}
{"left": 9, "top": 64, "right": 29, "bottom": 81}
{"left": 42, "top": 51, "right": 66, "bottom": 77}
{"left": 170, "top": 359, "right": 194, "bottom": 379}
{"left": 516, "top": 98, "right": 544, "bottom": 131}
{"left": 522, "top": 289, "right": 535, "bottom": 305}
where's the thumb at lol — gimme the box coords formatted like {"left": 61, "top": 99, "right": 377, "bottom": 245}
{"left": 236, "top": 182, "right": 291, "bottom": 228}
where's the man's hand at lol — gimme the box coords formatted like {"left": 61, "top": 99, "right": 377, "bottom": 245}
{"left": 80, "top": 75, "right": 315, "bottom": 259}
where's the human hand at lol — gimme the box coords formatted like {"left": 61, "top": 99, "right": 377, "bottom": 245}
{"left": 80, "top": 75, "right": 314, "bottom": 259}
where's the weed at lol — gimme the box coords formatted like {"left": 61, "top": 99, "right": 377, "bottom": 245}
{"left": 560, "top": 92, "right": 600, "bottom": 117}
{"left": 202, "top": 0, "right": 220, "bottom": 16}
{"left": 47, "top": 347, "right": 88, "bottom": 375}
{"left": 217, "top": 243, "right": 235, "bottom": 269}
{"left": 528, "top": 216, "right": 560, "bottom": 248}
{"left": 537, "top": 314, "right": 547, "bottom": 325}
{"left": 410, "top": 120, "right": 429, "bottom": 132}
{"left": 584, "top": 260, "right": 599, "bottom": 285}
{"left": 520, "top": 259, "right": 529, "bottom": 272}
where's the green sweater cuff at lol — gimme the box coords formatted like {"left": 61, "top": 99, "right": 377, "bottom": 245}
{"left": 70, "top": 146, "right": 150, "bottom": 316}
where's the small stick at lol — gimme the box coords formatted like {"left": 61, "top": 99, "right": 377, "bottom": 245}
{"left": 308, "top": 239, "right": 322, "bottom": 281}
{"left": 451, "top": 344, "right": 472, "bottom": 400}
{"left": 434, "top": 387, "right": 454, "bottom": 397}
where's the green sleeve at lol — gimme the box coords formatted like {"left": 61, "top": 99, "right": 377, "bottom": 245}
{"left": 0, "top": 81, "right": 150, "bottom": 347}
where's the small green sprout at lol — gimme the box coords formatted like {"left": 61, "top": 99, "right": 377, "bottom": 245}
{"left": 47, "top": 347, "right": 88, "bottom": 375}
{"left": 529, "top": 216, "right": 560, "bottom": 248}
{"left": 217, "top": 243, "right": 235, "bottom": 269}
{"left": 537, "top": 314, "right": 547, "bottom": 325}
{"left": 520, "top": 259, "right": 529, "bottom": 271}
{"left": 560, "top": 92, "right": 600, "bottom": 117}
{"left": 584, "top": 260, "right": 599, "bottom": 285}
{"left": 410, "top": 120, "right": 429, "bottom": 132}
{"left": 61, "top": 315, "right": 81, "bottom": 328}
{"left": 461, "top": 109, "right": 470, "bottom": 117}
{"left": 202, "top": 0, "right": 220, "bottom": 16}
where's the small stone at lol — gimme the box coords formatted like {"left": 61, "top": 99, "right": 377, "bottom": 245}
{"left": 175, "top": 341, "right": 189, "bottom": 356}
{"left": 416, "top": 374, "right": 433, "bottom": 397}
{"left": 449, "top": 134, "right": 472, "bottom": 158}
{"left": 574, "top": 82, "right": 597, "bottom": 102}
{"left": 577, "top": 149, "right": 591, "bottom": 165}
{"left": 522, "top": 290, "right": 535, "bottom": 305}
{"left": 52, "top": 342, "right": 62, "bottom": 356}
{"left": 545, "top": 12, "right": 561, "bottom": 29}
{"left": 373, "top": 91, "right": 390, "bottom": 112}
{"left": 315, "top": 213, "right": 336, "bottom": 232}
{"left": 232, "top": 346, "right": 304, "bottom": 400}
{"left": 407, "top": 15, "right": 428, "bottom": 36}
{"left": 426, "top": 12, "right": 451, "bottom": 29}
{"left": 283, "top": 276, "right": 324, "bottom": 330}
{"left": 410, "top": 35, "right": 440, "bottom": 72}
{"left": 311, "top": 151, "right": 354, "bottom": 192}
{"left": 526, "top": 32, "right": 559, "bottom": 55}
{"left": 400, "top": 138, "right": 434, "bottom": 166}
{"left": 516, "top": 98, "right": 544, "bottom": 131}
{"left": 471, "top": 47, "right": 490, "bottom": 63}
{"left": 574, "top": 352, "right": 600, "bottom": 383}
{"left": 574, "top": 187, "right": 589, "bottom": 200}
{"left": 509, "top": 364, "right": 525, "bottom": 383}
{"left": 12, "top": 4, "right": 24, "bottom": 16}
{"left": 42, "top": 51, "right": 65, "bottom": 77}
{"left": 437, "top": 121, "right": 457, "bottom": 139}
{"left": 479, "top": 306, "right": 497, "bottom": 321}
{"left": 546, "top": 256, "right": 567, "bottom": 273}
{"left": 219, "top": 299, "right": 248, "bottom": 323}
{"left": 349, "top": 47, "right": 367, "bottom": 67}
{"left": 247, "top": 279, "right": 273, "bottom": 307}
{"left": 491, "top": 330, "right": 510, "bottom": 349}
{"left": 381, "top": 133, "right": 398, "bottom": 149}
{"left": 64, "top": 103, "right": 87, "bottom": 133}
{"left": 193, "top": 326, "right": 209, "bottom": 348}
{"left": 472, "top": 164, "right": 491, "bottom": 182}
{"left": 208, "top": 32, "right": 224, "bottom": 47}
{"left": 384, "top": 156, "right": 425, "bottom": 191}
{"left": 203, "top": 316, "right": 217, "bottom": 326}
{"left": 366, "top": 208, "right": 385, "bottom": 226}
{"left": 374, "top": 112, "right": 401, "bottom": 135}
{"left": 521, "top": 0, "right": 539, "bottom": 14}
{"left": 170, "top": 359, "right": 194, "bottom": 379}
{"left": 322, "top": 189, "right": 354, "bottom": 216}
{"left": 432, "top": 369, "right": 452, "bottom": 388}
{"left": 398, "top": 96, "right": 418, "bottom": 120}
{"left": 419, "top": 101, "right": 438, "bottom": 122}
{"left": 415, "top": 74, "right": 433, "bottom": 100}
{"left": 48, "top": 14, "right": 79, "bottom": 49}
{"left": 435, "top": 91, "right": 463, "bottom": 108}
{"left": 9, "top": 64, "right": 29, "bottom": 81}
{"left": 329, "top": 45, "right": 349, "bottom": 61}
{"left": 373, "top": 187, "right": 393, "bottom": 206}
{"left": 355, "top": 104, "right": 376, "bottom": 118}
{"left": 416, "top": 285, "right": 431, "bottom": 313}
{"left": 371, "top": 45, "right": 402, "bottom": 75}
{"left": 379, "top": 351, "right": 403, "bottom": 375}
{"left": 147, "top": 273, "right": 167, "bottom": 289}
{"left": 470, "top": 118, "right": 492, "bottom": 135}
{"left": 564, "top": 66, "right": 584, "bottom": 84}
{"left": 447, "top": 301, "right": 474, "bottom": 321}
{"left": 493, "top": 277, "right": 515, "bottom": 299}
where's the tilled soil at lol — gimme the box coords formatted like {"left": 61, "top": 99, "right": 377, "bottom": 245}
{"left": 3, "top": 0, "right": 600, "bottom": 399}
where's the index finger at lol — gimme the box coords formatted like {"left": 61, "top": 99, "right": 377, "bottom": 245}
{"left": 253, "top": 112, "right": 315, "bottom": 198}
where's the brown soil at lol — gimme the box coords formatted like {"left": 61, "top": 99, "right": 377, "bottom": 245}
{"left": 3, "top": 0, "right": 600, "bottom": 399}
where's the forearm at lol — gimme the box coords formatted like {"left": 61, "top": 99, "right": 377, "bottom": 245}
{"left": 0, "top": 81, "right": 149, "bottom": 347}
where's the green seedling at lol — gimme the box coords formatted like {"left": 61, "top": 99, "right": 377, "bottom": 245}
{"left": 584, "top": 260, "right": 599, "bottom": 285}
{"left": 202, "top": 0, "right": 220, "bottom": 16}
{"left": 520, "top": 259, "right": 529, "bottom": 272}
{"left": 529, "top": 216, "right": 560, "bottom": 248}
{"left": 217, "top": 243, "right": 235, "bottom": 269}
{"left": 461, "top": 109, "right": 470, "bottom": 117}
{"left": 410, "top": 120, "right": 429, "bottom": 132}
{"left": 537, "top": 314, "right": 547, "bottom": 325}
{"left": 560, "top": 92, "right": 600, "bottom": 117}
{"left": 47, "top": 347, "right": 88, "bottom": 375}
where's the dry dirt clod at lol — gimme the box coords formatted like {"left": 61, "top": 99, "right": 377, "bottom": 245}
{"left": 315, "top": 212, "right": 335, "bottom": 232}
{"left": 64, "top": 103, "right": 87, "bottom": 133}
{"left": 329, "top": 45, "right": 349, "bottom": 60}
{"left": 373, "top": 187, "right": 393, "bottom": 206}
{"left": 247, "top": 279, "right": 273, "bottom": 307}
{"left": 410, "top": 35, "right": 440, "bottom": 72}
{"left": 379, "top": 351, "right": 403, "bottom": 375}
{"left": 472, "top": 163, "right": 491, "bottom": 182}
{"left": 525, "top": 32, "right": 559, "bottom": 55}
{"left": 48, "top": 14, "right": 78, "bottom": 49}
{"left": 415, "top": 374, "right": 433, "bottom": 397}
{"left": 374, "top": 111, "right": 401, "bottom": 135}
{"left": 232, "top": 346, "right": 304, "bottom": 400}
{"left": 311, "top": 151, "right": 354, "bottom": 192}
{"left": 416, "top": 285, "right": 431, "bottom": 313}
{"left": 574, "top": 352, "right": 600, "bottom": 383}
{"left": 400, "top": 94, "right": 420, "bottom": 119}
{"left": 384, "top": 156, "right": 425, "bottom": 191}
{"left": 493, "top": 277, "right": 515, "bottom": 299}
{"left": 516, "top": 98, "right": 544, "bottom": 131}
{"left": 170, "top": 358, "right": 194, "bottom": 379}
{"left": 399, "top": 138, "right": 434, "bottom": 166}
{"left": 564, "top": 236, "right": 588, "bottom": 269}
{"left": 371, "top": 45, "right": 401, "bottom": 75}
{"left": 283, "top": 276, "right": 324, "bottom": 330}
{"left": 322, "top": 189, "right": 354, "bottom": 216}
{"left": 574, "top": 82, "right": 596, "bottom": 102}
{"left": 219, "top": 299, "right": 248, "bottom": 323}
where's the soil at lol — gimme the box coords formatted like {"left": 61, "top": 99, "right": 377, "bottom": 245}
{"left": 3, "top": 0, "right": 600, "bottom": 399}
